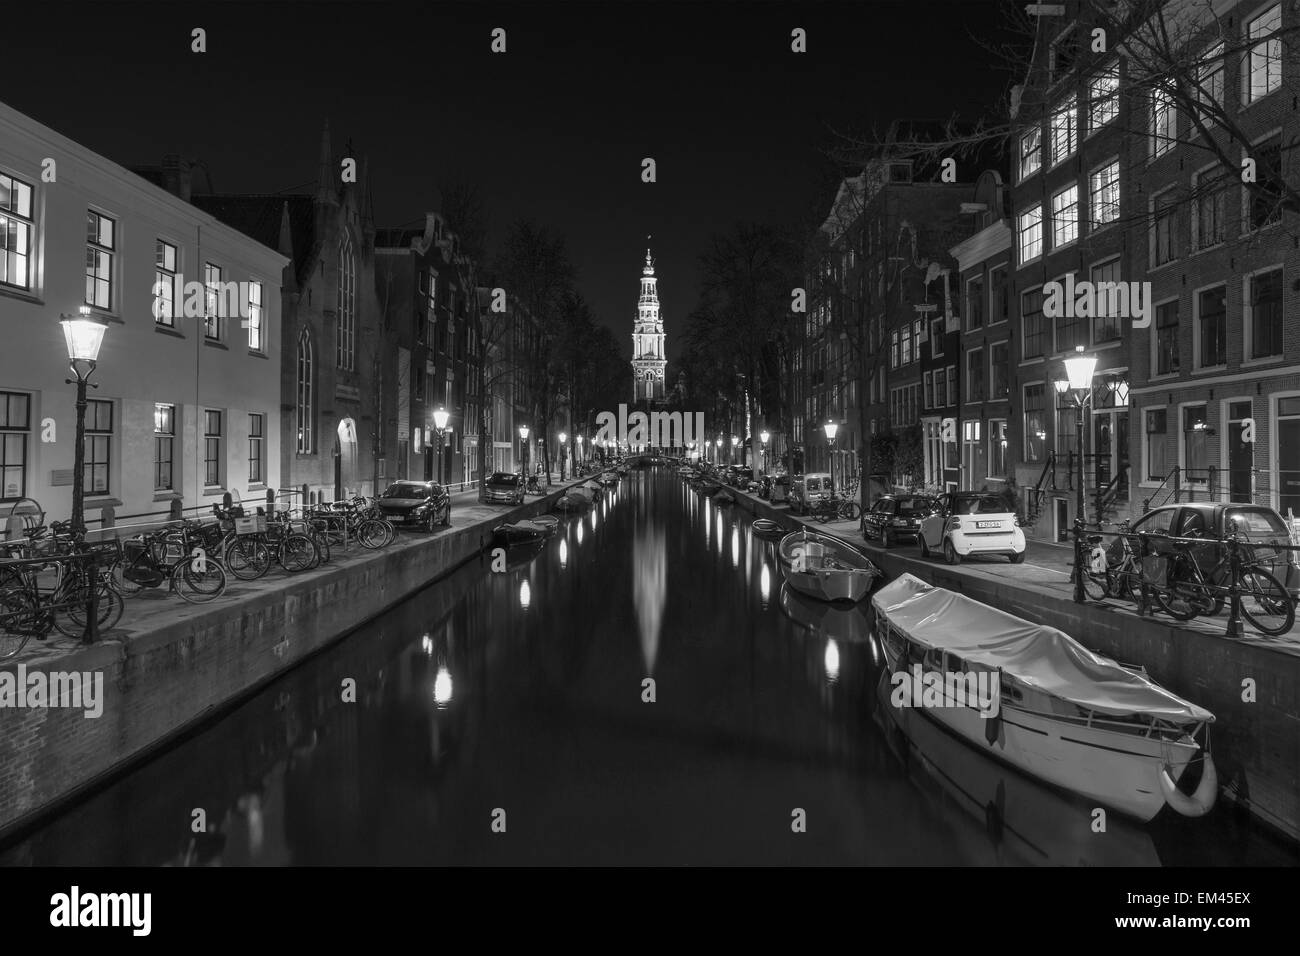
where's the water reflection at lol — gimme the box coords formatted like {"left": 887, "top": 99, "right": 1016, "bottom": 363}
{"left": 779, "top": 584, "right": 872, "bottom": 643}
{"left": 519, "top": 579, "right": 531, "bottom": 610}
{"left": 824, "top": 640, "right": 840, "bottom": 684}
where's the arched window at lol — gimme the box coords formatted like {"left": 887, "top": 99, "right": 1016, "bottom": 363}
{"left": 337, "top": 232, "right": 356, "bottom": 371}
{"left": 297, "top": 329, "right": 314, "bottom": 453}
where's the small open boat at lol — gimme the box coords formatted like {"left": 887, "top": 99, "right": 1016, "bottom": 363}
{"left": 493, "top": 517, "right": 558, "bottom": 546}
{"left": 777, "top": 529, "right": 880, "bottom": 603}
{"left": 872, "top": 573, "right": 1218, "bottom": 822}
{"left": 700, "top": 481, "right": 722, "bottom": 496}
{"left": 752, "top": 518, "right": 782, "bottom": 537}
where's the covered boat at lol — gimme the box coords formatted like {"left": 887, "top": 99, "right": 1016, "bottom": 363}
{"left": 872, "top": 573, "right": 1217, "bottom": 822}
{"left": 493, "top": 518, "right": 558, "bottom": 546}
{"left": 752, "top": 518, "right": 782, "bottom": 537}
{"left": 777, "top": 529, "right": 880, "bottom": 603}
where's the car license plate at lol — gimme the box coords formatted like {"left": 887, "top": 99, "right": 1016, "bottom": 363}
{"left": 976, "top": 520, "right": 1001, "bottom": 529}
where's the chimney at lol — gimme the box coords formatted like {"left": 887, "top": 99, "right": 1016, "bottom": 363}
{"left": 161, "top": 154, "right": 193, "bottom": 202}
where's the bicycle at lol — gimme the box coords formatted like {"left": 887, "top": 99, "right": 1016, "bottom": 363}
{"left": 811, "top": 494, "right": 861, "bottom": 524}
{"left": 111, "top": 520, "right": 228, "bottom": 602}
{"left": 1, "top": 534, "right": 124, "bottom": 658}
{"left": 1147, "top": 532, "right": 1294, "bottom": 636}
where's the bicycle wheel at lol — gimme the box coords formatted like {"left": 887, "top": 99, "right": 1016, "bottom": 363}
{"left": 56, "top": 580, "right": 125, "bottom": 637}
{"left": 842, "top": 502, "right": 862, "bottom": 521}
{"left": 1079, "top": 567, "right": 1108, "bottom": 602}
{"left": 1237, "top": 567, "right": 1295, "bottom": 636}
{"left": 1151, "top": 580, "right": 1203, "bottom": 621}
{"left": 224, "top": 537, "right": 271, "bottom": 581}
{"left": 278, "top": 534, "right": 320, "bottom": 573}
{"left": 1106, "top": 564, "right": 1141, "bottom": 603}
{"left": 171, "top": 556, "right": 227, "bottom": 603}
{"left": 0, "top": 589, "right": 44, "bottom": 658}
{"left": 312, "top": 530, "right": 332, "bottom": 564}
{"left": 357, "top": 519, "right": 389, "bottom": 550}
{"left": 109, "top": 555, "right": 148, "bottom": 595}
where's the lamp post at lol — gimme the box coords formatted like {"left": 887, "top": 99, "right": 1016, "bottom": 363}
{"left": 714, "top": 436, "right": 721, "bottom": 465}
{"left": 559, "top": 431, "right": 568, "bottom": 481}
{"left": 731, "top": 434, "right": 739, "bottom": 466}
{"left": 519, "top": 424, "right": 530, "bottom": 476}
{"left": 760, "top": 429, "right": 770, "bottom": 476}
{"left": 823, "top": 419, "right": 839, "bottom": 489}
{"left": 433, "top": 406, "right": 450, "bottom": 486}
{"left": 1055, "top": 345, "right": 1099, "bottom": 605}
{"left": 576, "top": 434, "right": 583, "bottom": 472}
{"left": 60, "top": 307, "right": 107, "bottom": 538}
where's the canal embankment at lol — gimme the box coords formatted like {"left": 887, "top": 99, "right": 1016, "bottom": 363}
{"left": 0, "top": 481, "right": 582, "bottom": 843}
{"left": 726, "top": 485, "right": 1300, "bottom": 845}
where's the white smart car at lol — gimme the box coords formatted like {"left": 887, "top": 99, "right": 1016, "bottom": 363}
{"left": 918, "top": 491, "right": 1026, "bottom": 565}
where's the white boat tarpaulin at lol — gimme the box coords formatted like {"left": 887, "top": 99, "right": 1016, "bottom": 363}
{"left": 872, "top": 574, "right": 1214, "bottom": 723}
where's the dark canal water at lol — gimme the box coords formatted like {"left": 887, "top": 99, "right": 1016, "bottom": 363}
{"left": 2, "top": 467, "right": 1296, "bottom": 866}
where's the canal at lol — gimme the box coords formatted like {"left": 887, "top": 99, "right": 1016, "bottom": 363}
{"left": 2, "top": 467, "right": 1296, "bottom": 866}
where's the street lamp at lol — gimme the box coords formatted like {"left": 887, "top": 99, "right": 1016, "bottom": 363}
{"left": 731, "top": 434, "right": 739, "bottom": 466}
{"left": 760, "top": 429, "right": 770, "bottom": 475}
{"left": 715, "top": 436, "right": 722, "bottom": 464}
{"left": 1054, "top": 345, "right": 1099, "bottom": 604}
{"left": 432, "top": 406, "right": 450, "bottom": 486}
{"left": 576, "top": 434, "right": 583, "bottom": 471}
{"left": 559, "top": 431, "right": 568, "bottom": 480}
{"left": 60, "top": 306, "right": 107, "bottom": 537}
{"left": 823, "top": 419, "right": 839, "bottom": 492}
{"left": 519, "top": 424, "right": 530, "bottom": 476}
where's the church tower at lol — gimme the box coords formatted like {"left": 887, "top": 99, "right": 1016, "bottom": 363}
{"left": 631, "top": 247, "right": 666, "bottom": 402}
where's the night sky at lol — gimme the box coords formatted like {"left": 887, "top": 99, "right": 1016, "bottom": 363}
{"left": 8, "top": 1, "right": 1013, "bottom": 361}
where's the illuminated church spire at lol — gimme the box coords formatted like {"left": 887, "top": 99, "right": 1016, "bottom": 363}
{"left": 632, "top": 239, "right": 666, "bottom": 402}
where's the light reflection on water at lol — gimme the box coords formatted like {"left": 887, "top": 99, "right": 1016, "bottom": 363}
{"left": 1, "top": 466, "right": 1295, "bottom": 867}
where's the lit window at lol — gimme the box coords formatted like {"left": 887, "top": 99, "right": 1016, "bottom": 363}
{"left": 1090, "top": 161, "right": 1120, "bottom": 228}
{"left": 1088, "top": 68, "right": 1119, "bottom": 130}
{"left": 247, "top": 280, "right": 264, "bottom": 351}
{"left": 1051, "top": 184, "right": 1078, "bottom": 247}
{"left": 85, "top": 211, "right": 115, "bottom": 310}
{"left": 1050, "top": 96, "right": 1077, "bottom": 165}
{"left": 0, "top": 173, "right": 34, "bottom": 291}
{"left": 1018, "top": 205, "right": 1043, "bottom": 263}
{"left": 1244, "top": 5, "right": 1281, "bottom": 105}
{"left": 154, "top": 240, "right": 178, "bottom": 326}
{"left": 154, "top": 403, "right": 174, "bottom": 491}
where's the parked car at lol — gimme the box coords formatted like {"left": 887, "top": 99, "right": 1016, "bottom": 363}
{"left": 860, "top": 493, "right": 940, "bottom": 548}
{"left": 918, "top": 491, "right": 1026, "bottom": 564}
{"left": 1115, "top": 501, "right": 1299, "bottom": 600}
{"left": 378, "top": 480, "right": 451, "bottom": 530}
{"left": 790, "top": 473, "right": 834, "bottom": 515}
{"left": 769, "top": 474, "right": 792, "bottom": 504}
{"left": 484, "top": 471, "right": 526, "bottom": 505}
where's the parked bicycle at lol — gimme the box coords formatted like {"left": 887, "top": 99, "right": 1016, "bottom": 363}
{"left": 811, "top": 493, "right": 862, "bottom": 524}
{"left": 111, "top": 520, "right": 228, "bottom": 602}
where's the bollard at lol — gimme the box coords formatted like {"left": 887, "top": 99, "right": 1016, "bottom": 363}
{"left": 1226, "top": 532, "right": 1245, "bottom": 638}
{"left": 169, "top": 498, "right": 183, "bottom": 522}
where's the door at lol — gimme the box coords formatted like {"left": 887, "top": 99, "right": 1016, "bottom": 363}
{"left": 1280, "top": 406, "right": 1300, "bottom": 517}
{"left": 1093, "top": 413, "right": 1113, "bottom": 491}
{"left": 1227, "top": 401, "right": 1253, "bottom": 502}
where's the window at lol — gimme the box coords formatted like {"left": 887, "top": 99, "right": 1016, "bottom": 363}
{"left": 1151, "top": 85, "right": 1176, "bottom": 158}
{"left": 204, "top": 410, "right": 223, "bottom": 487}
{"left": 1018, "top": 205, "right": 1043, "bottom": 263}
{"left": 923, "top": 371, "right": 933, "bottom": 409}
{"left": 1050, "top": 96, "right": 1077, "bottom": 165}
{"left": 1196, "top": 42, "right": 1224, "bottom": 121}
{"left": 154, "top": 240, "right": 178, "bottom": 326}
{"left": 427, "top": 269, "right": 437, "bottom": 312}
{"left": 204, "top": 262, "right": 222, "bottom": 339}
{"left": 1019, "top": 127, "right": 1042, "bottom": 180}
{"left": 1091, "top": 259, "right": 1122, "bottom": 344}
{"left": 989, "top": 419, "right": 1007, "bottom": 477}
{"left": 85, "top": 399, "right": 112, "bottom": 495}
{"left": 967, "top": 347, "right": 985, "bottom": 402}
{"left": 1247, "top": 135, "right": 1283, "bottom": 231}
{"left": 934, "top": 367, "right": 946, "bottom": 409}
{"left": 1183, "top": 405, "right": 1209, "bottom": 476}
{"left": 990, "top": 342, "right": 1009, "bottom": 399}
{"left": 946, "top": 364, "right": 957, "bottom": 406}
{"left": 0, "top": 173, "right": 34, "bottom": 291}
{"left": 1056, "top": 398, "right": 1079, "bottom": 458}
{"left": 1197, "top": 285, "right": 1227, "bottom": 368}
{"left": 1244, "top": 5, "right": 1281, "bottom": 105}
{"left": 1022, "top": 288, "right": 1045, "bottom": 359}
{"left": 1088, "top": 67, "right": 1119, "bottom": 130}
{"left": 1155, "top": 300, "right": 1179, "bottom": 376}
{"left": 1023, "top": 384, "right": 1046, "bottom": 462}
{"left": 1146, "top": 409, "right": 1169, "bottom": 480}
{"left": 1151, "top": 190, "right": 1177, "bottom": 267}
{"left": 1193, "top": 167, "right": 1227, "bottom": 248}
{"left": 296, "top": 329, "right": 314, "bottom": 453}
{"left": 1051, "top": 184, "right": 1078, "bottom": 248}
{"left": 337, "top": 233, "right": 356, "bottom": 370}
{"left": 1090, "top": 161, "right": 1120, "bottom": 228}
{"left": 246, "top": 281, "right": 264, "bottom": 351}
{"left": 248, "top": 413, "right": 264, "bottom": 483}
{"left": 154, "top": 403, "right": 174, "bottom": 491}
{"left": 1248, "top": 268, "right": 1283, "bottom": 359}
{"left": 930, "top": 318, "right": 945, "bottom": 358}
{"left": 990, "top": 265, "right": 1009, "bottom": 322}
{"left": 962, "top": 419, "right": 983, "bottom": 481}
{"left": 901, "top": 324, "right": 913, "bottom": 366}
{"left": 0, "top": 392, "right": 30, "bottom": 499}
{"left": 890, "top": 329, "right": 900, "bottom": 369}
{"left": 85, "top": 211, "right": 115, "bottom": 310}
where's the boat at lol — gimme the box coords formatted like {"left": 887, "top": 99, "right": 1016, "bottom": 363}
{"left": 700, "top": 481, "right": 722, "bottom": 496}
{"left": 715, "top": 491, "right": 735, "bottom": 505}
{"left": 752, "top": 518, "right": 782, "bottom": 537}
{"left": 493, "top": 518, "right": 557, "bottom": 546}
{"left": 554, "top": 493, "right": 589, "bottom": 512}
{"left": 598, "top": 472, "right": 619, "bottom": 486}
{"left": 871, "top": 573, "right": 1218, "bottom": 822}
{"left": 777, "top": 529, "right": 880, "bottom": 603}
{"left": 581, "top": 480, "right": 603, "bottom": 500}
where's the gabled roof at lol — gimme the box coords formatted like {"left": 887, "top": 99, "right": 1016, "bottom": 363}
{"left": 191, "top": 194, "right": 316, "bottom": 281}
